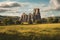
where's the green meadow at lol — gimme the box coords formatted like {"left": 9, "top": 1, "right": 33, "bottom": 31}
{"left": 0, "top": 23, "right": 60, "bottom": 40}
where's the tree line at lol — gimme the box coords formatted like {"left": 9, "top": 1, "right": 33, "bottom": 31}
{"left": 0, "top": 16, "right": 60, "bottom": 26}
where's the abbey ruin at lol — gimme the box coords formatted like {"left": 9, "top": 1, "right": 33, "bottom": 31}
{"left": 20, "top": 8, "right": 41, "bottom": 23}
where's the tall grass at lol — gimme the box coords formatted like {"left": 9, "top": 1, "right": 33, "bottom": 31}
{"left": 0, "top": 24, "right": 60, "bottom": 40}
{"left": 0, "top": 31, "right": 60, "bottom": 40}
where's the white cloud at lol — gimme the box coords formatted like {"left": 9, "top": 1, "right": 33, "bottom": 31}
{"left": 50, "top": 0, "right": 60, "bottom": 10}
{"left": 0, "top": 1, "right": 21, "bottom": 13}
{"left": 0, "top": 2, "right": 21, "bottom": 8}
{"left": 0, "top": 1, "right": 47, "bottom": 17}
{"left": 0, "top": 0, "right": 60, "bottom": 17}
{"left": 42, "top": 0, "right": 60, "bottom": 12}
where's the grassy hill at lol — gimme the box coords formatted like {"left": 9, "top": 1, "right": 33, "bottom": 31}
{"left": 0, "top": 23, "right": 60, "bottom": 40}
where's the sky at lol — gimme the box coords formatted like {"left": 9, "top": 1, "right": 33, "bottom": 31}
{"left": 0, "top": 0, "right": 60, "bottom": 18}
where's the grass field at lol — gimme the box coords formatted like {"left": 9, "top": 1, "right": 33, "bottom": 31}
{"left": 0, "top": 23, "right": 60, "bottom": 40}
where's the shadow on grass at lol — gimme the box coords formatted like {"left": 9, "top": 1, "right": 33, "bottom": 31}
{"left": 0, "top": 30, "right": 60, "bottom": 40}
{"left": 53, "top": 28, "right": 60, "bottom": 30}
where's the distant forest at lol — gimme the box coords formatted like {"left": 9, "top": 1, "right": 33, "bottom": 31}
{"left": 0, "top": 15, "right": 60, "bottom": 26}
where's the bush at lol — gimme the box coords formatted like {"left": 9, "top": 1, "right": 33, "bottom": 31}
{"left": 35, "top": 20, "right": 41, "bottom": 24}
{"left": 28, "top": 20, "right": 33, "bottom": 24}
{"left": 16, "top": 21, "right": 22, "bottom": 24}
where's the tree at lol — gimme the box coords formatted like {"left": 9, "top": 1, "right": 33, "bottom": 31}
{"left": 0, "top": 21, "right": 4, "bottom": 26}
{"left": 4, "top": 19, "right": 9, "bottom": 25}
{"left": 8, "top": 19, "right": 15, "bottom": 25}
{"left": 35, "top": 20, "right": 41, "bottom": 24}
{"left": 4, "top": 18, "right": 15, "bottom": 25}
{"left": 46, "top": 17, "right": 59, "bottom": 23}
{"left": 28, "top": 20, "right": 33, "bottom": 24}
{"left": 52, "top": 18, "right": 58, "bottom": 23}
{"left": 47, "top": 17, "right": 53, "bottom": 23}
{"left": 16, "top": 20, "right": 22, "bottom": 24}
{"left": 41, "top": 18, "right": 47, "bottom": 23}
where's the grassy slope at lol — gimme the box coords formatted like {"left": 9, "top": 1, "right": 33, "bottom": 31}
{"left": 0, "top": 23, "right": 60, "bottom": 33}
{"left": 0, "top": 23, "right": 60, "bottom": 40}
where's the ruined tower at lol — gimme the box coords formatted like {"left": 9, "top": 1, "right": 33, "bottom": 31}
{"left": 28, "top": 13, "right": 33, "bottom": 21}
{"left": 28, "top": 13, "right": 33, "bottom": 24}
{"left": 33, "top": 8, "right": 41, "bottom": 22}
{"left": 20, "top": 13, "right": 28, "bottom": 22}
